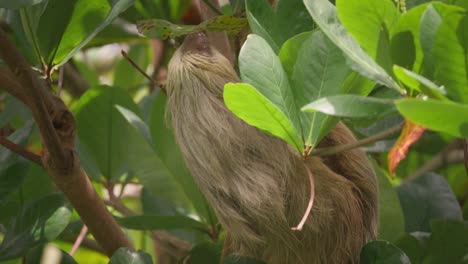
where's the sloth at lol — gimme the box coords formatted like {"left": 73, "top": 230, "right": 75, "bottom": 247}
{"left": 166, "top": 32, "right": 378, "bottom": 264}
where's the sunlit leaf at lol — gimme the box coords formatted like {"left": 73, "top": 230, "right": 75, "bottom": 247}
{"left": 303, "top": 0, "right": 403, "bottom": 93}
{"left": 116, "top": 215, "right": 208, "bottom": 232}
{"left": 224, "top": 83, "right": 303, "bottom": 152}
{"left": 302, "top": 95, "right": 395, "bottom": 118}
{"left": 239, "top": 34, "right": 303, "bottom": 141}
{"left": 395, "top": 98, "right": 468, "bottom": 137}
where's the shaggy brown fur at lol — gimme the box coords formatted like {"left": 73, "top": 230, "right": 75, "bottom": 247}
{"left": 166, "top": 32, "right": 378, "bottom": 264}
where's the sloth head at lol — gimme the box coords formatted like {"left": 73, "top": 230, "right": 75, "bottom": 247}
{"left": 167, "top": 32, "right": 239, "bottom": 97}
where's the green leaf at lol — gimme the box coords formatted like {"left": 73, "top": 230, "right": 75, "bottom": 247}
{"left": 395, "top": 98, "right": 468, "bottom": 137}
{"left": 74, "top": 86, "right": 141, "bottom": 179}
{"left": 0, "top": 120, "right": 34, "bottom": 170}
{"left": 425, "top": 220, "right": 468, "bottom": 264}
{"left": 337, "top": 0, "right": 399, "bottom": 59}
{"left": 113, "top": 43, "right": 150, "bottom": 90}
{"left": 390, "top": 3, "right": 430, "bottom": 73}
{"left": 137, "top": 16, "right": 247, "bottom": 40}
{"left": 239, "top": 34, "right": 303, "bottom": 141}
{"left": 393, "top": 65, "right": 447, "bottom": 100}
{"left": 290, "top": 31, "right": 351, "bottom": 145}
{"left": 433, "top": 10, "right": 468, "bottom": 103}
{"left": 149, "top": 93, "right": 215, "bottom": 224}
{"left": 0, "top": 160, "right": 30, "bottom": 200}
{"left": 115, "top": 105, "right": 152, "bottom": 144}
{"left": 374, "top": 163, "right": 406, "bottom": 243}
{"left": 0, "top": 193, "right": 72, "bottom": 260}
{"left": 419, "top": 3, "right": 448, "bottom": 77}
{"left": 0, "top": 0, "right": 44, "bottom": 10}
{"left": 394, "top": 233, "right": 428, "bottom": 263}
{"left": 303, "top": 0, "right": 403, "bottom": 93}
{"left": 302, "top": 95, "right": 395, "bottom": 118}
{"left": 109, "top": 248, "right": 153, "bottom": 264}
{"left": 360, "top": 240, "right": 411, "bottom": 264}
{"left": 29, "top": 0, "right": 134, "bottom": 66}
{"left": 224, "top": 83, "right": 303, "bottom": 152}
{"left": 279, "top": 31, "right": 314, "bottom": 78}
{"left": 245, "top": 0, "right": 314, "bottom": 53}
{"left": 184, "top": 242, "right": 223, "bottom": 264}
{"left": 118, "top": 107, "right": 194, "bottom": 212}
{"left": 396, "top": 173, "right": 463, "bottom": 233}
{"left": 117, "top": 215, "right": 208, "bottom": 232}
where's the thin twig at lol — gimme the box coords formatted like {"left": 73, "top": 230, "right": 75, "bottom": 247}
{"left": 69, "top": 225, "right": 88, "bottom": 256}
{"left": 291, "top": 164, "right": 315, "bottom": 231}
{"left": 0, "top": 136, "right": 42, "bottom": 165}
{"left": 121, "top": 50, "right": 166, "bottom": 94}
{"left": 312, "top": 124, "right": 403, "bottom": 156}
{"left": 404, "top": 149, "right": 465, "bottom": 183}
{"left": 201, "top": 0, "right": 223, "bottom": 15}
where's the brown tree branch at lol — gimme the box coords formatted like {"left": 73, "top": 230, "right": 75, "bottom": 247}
{"left": 0, "top": 28, "right": 133, "bottom": 256}
{"left": 312, "top": 124, "right": 403, "bottom": 157}
{"left": 0, "top": 68, "right": 29, "bottom": 106}
{"left": 0, "top": 135, "right": 42, "bottom": 165}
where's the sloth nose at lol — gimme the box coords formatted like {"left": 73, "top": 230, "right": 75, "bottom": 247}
{"left": 182, "top": 32, "right": 211, "bottom": 54}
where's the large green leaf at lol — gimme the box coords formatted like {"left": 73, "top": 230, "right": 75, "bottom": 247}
{"left": 390, "top": 3, "right": 431, "bottom": 73}
{"left": 116, "top": 106, "right": 193, "bottom": 212}
{"left": 185, "top": 242, "right": 224, "bottom": 264}
{"left": 290, "top": 30, "right": 350, "bottom": 146}
{"left": 109, "top": 248, "right": 153, "bottom": 264}
{"left": 224, "top": 83, "right": 303, "bottom": 152}
{"left": 245, "top": 0, "right": 314, "bottom": 53}
{"left": 239, "top": 34, "right": 303, "bottom": 141}
{"left": 302, "top": 95, "right": 395, "bottom": 118}
{"left": 116, "top": 215, "right": 208, "bottom": 232}
{"left": 303, "top": 0, "right": 403, "bottom": 93}
{"left": 0, "top": 193, "right": 72, "bottom": 260}
{"left": 395, "top": 98, "right": 468, "bottom": 137}
{"left": 424, "top": 220, "right": 468, "bottom": 264}
{"left": 21, "top": 0, "right": 134, "bottom": 67}
{"left": 396, "top": 173, "right": 463, "bottom": 233}
{"left": 360, "top": 240, "right": 411, "bottom": 264}
{"left": 374, "top": 163, "right": 406, "bottom": 243}
{"left": 74, "top": 86, "right": 141, "bottom": 179}
{"left": 337, "top": 0, "right": 399, "bottom": 60}
{"left": 433, "top": 10, "right": 468, "bottom": 103}
{"left": 279, "top": 31, "right": 314, "bottom": 78}
{"left": 149, "top": 93, "right": 215, "bottom": 224}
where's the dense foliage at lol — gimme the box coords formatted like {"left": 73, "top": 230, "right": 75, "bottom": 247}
{"left": 0, "top": 0, "right": 467, "bottom": 263}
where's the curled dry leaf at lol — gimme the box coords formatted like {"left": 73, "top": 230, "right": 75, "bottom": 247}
{"left": 388, "top": 120, "right": 426, "bottom": 178}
